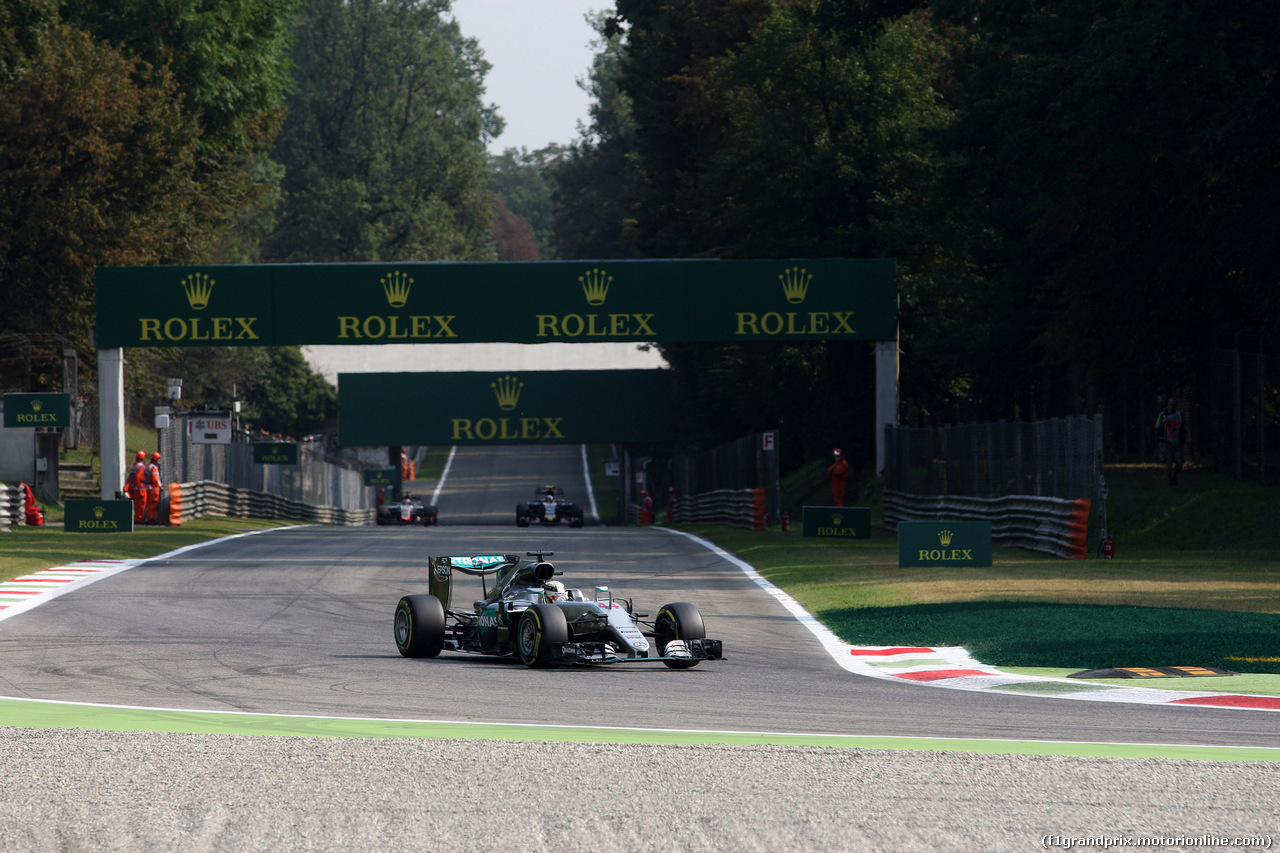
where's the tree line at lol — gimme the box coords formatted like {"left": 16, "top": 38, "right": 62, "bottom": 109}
{"left": 4, "top": 1, "right": 1277, "bottom": 461}
{"left": 529, "top": 0, "right": 1278, "bottom": 472}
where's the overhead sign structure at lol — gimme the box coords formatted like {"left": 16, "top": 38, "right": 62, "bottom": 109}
{"left": 338, "top": 370, "right": 673, "bottom": 446}
{"left": 94, "top": 259, "right": 896, "bottom": 347}
{"left": 3, "top": 393, "right": 71, "bottom": 428}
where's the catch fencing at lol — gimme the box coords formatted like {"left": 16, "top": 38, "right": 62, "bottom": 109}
{"left": 654, "top": 432, "right": 779, "bottom": 527}
{"left": 883, "top": 415, "right": 1105, "bottom": 558}
{"left": 668, "top": 488, "right": 767, "bottom": 530}
{"left": 1205, "top": 347, "right": 1280, "bottom": 485}
{"left": 156, "top": 414, "right": 373, "bottom": 517}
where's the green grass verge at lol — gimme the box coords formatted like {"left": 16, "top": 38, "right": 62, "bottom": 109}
{"left": 586, "top": 444, "right": 620, "bottom": 523}
{"left": 414, "top": 445, "right": 453, "bottom": 483}
{"left": 672, "top": 464, "right": 1280, "bottom": 675}
{"left": 0, "top": 517, "right": 299, "bottom": 579}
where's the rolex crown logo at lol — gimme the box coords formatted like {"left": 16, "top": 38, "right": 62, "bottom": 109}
{"left": 93, "top": 506, "right": 105, "bottom": 519}
{"left": 779, "top": 266, "right": 811, "bottom": 304}
{"left": 938, "top": 529, "right": 953, "bottom": 546}
{"left": 492, "top": 375, "right": 524, "bottom": 411}
{"left": 30, "top": 399, "right": 42, "bottom": 412}
{"left": 182, "top": 273, "right": 214, "bottom": 310}
{"left": 831, "top": 513, "right": 844, "bottom": 526}
{"left": 579, "top": 268, "right": 612, "bottom": 306}
{"left": 381, "top": 271, "right": 413, "bottom": 308}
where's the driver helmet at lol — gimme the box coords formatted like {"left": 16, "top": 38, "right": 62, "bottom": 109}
{"left": 542, "top": 581, "right": 567, "bottom": 604}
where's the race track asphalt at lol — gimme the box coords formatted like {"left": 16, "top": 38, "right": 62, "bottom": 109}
{"left": 2, "top": 445, "right": 1278, "bottom": 751}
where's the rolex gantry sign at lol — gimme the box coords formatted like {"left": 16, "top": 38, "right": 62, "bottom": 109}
{"left": 339, "top": 370, "right": 673, "bottom": 446}
{"left": 94, "top": 260, "right": 897, "bottom": 347}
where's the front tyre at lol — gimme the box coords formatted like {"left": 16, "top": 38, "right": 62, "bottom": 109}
{"left": 394, "top": 594, "right": 445, "bottom": 658}
{"left": 516, "top": 604, "right": 570, "bottom": 668}
{"left": 655, "top": 602, "right": 705, "bottom": 669}
{"left": 516, "top": 505, "right": 529, "bottom": 527}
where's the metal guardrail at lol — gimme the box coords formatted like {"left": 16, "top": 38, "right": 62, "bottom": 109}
{"left": 883, "top": 489, "right": 1090, "bottom": 559}
{"left": 668, "top": 488, "right": 766, "bottom": 531}
{"left": 170, "top": 481, "right": 374, "bottom": 526}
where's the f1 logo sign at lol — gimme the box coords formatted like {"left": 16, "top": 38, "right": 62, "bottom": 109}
{"left": 762, "top": 431, "right": 776, "bottom": 451}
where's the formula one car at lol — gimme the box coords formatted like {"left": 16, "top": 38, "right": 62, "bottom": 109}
{"left": 376, "top": 493, "right": 438, "bottom": 526}
{"left": 393, "top": 551, "right": 723, "bottom": 668}
{"left": 517, "top": 485, "right": 584, "bottom": 528}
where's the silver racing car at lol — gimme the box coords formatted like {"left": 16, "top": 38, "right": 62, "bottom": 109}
{"left": 393, "top": 551, "right": 723, "bottom": 668}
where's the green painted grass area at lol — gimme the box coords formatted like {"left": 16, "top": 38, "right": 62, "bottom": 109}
{"left": 1, "top": 698, "right": 1276, "bottom": 761}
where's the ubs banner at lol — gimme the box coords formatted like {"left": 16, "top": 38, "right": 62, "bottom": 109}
{"left": 897, "top": 521, "right": 993, "bottom": 568}
{"left": 94, "top": 259, "right": 896, "bottom": 347}
{"left": 338, "top": 370, "right": 673, "bottom": 446}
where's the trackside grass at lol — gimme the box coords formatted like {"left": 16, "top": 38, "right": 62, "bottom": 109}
{"left": 676, "top": 464, "right": 1280, "bottom": 675}
{"left": 0, "top": 517, "right": 298, "bottom": 578}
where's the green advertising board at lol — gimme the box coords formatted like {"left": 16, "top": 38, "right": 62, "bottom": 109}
{"left": 802, "top": 506, "right": 871, "bottom": 539}
{"left": 3, "top": 393, "right": 71, "bottom": 428}
{"left": 338, "top": 370, "right": 672, "bottom": 446}
{"left": 253, "top": 442, "right": 299, "bottom": 465}
{"left": 363, "top": 468, "right": 397, "bottom": 487}
{"left": 897, "top": 521, "right": 993, "bottom": 568}
{"left": 94, "top": 259, "right": 897, "bottom": 347}
{"left": 64, "top": 499, "right": 134, "bottom": 532}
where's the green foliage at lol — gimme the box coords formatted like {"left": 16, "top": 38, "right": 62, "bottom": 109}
{"left": 62, "top": 0, "right": 300, "bottom": 263}
{"left": 124, "top": 345, "right": 335, "bottom": 438}
{"left": 265, "top": 0, "right": 497, "bottom": 262}
{"left": 0, "top": 23, "right": 205, "bottom": 355}
{"left": 240, "top": 348, "right": 336, "bottom": 437}
{"left": 550, "top": 10, "right": 640, "bottom": 260}
{"left": 489, "top": 146, "right": 561, "bottom": 259}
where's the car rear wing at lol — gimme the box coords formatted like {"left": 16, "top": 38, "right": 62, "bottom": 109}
{"left": 428, "top": 554, "right": 520, "bottom": 609}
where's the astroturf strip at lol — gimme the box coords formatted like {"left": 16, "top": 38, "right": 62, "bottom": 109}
{"left": 1, "top": 697, "right": 1277, "bottom": 762}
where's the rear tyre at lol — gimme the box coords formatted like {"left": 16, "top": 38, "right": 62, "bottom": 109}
{"left": 517, "top": 604, "right": 569, "bottom": 668}
{"left": 423, "top": 506, "right": 438, "bottom": 526}
{"left": 394, "top": 594, "right": 445, "bottom": 658}
{"left": 655, "top": 602, "right": 705, "bottom": 669}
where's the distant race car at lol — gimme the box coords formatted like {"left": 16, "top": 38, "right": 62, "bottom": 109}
{"left": 517, "top": 485, "right": 584, "bottom": 528}
{"left": 376, "top": 493, "right": 438, "bottom": 526}
{"left": 393, "top": 551, "right": 724, "bottom": 668}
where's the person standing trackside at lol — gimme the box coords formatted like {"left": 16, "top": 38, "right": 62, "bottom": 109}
{"left": 828, "top": 448, "right": 850, "bottom": 507}
{"left": 126, "top": 450, "right": 147, "bottom": 522}
{"left": 144, "top": 452, "right": 164, "bottom": 524}
{"left": 1155, "top": 396, "right": 1189, "bottom": 485}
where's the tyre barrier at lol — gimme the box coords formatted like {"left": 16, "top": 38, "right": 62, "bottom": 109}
{"left": 167, "top": 482, "right": 183, "bottom": 527}
{"left": 668, "top": 488, "right": 766, "bottom": 531}
{"left": 171, "top": 480, "right": 375, "bottom": 526}
{"left": 883, "top": 489, "right": 1091, "bottom": 559}
{"left": 0, "top": 483, "right": 19, "bottom": 532}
